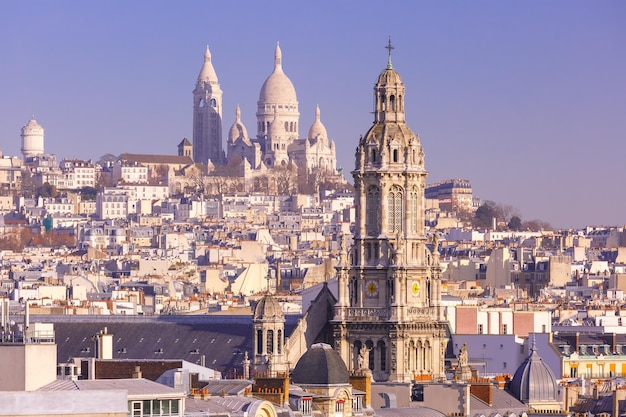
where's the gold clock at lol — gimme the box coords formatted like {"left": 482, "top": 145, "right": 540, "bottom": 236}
{"left": 411, "top": 281, "right": 419, "bottom": 297}
{"left": 366, "top": 280, "right": 379, "bottom": 297}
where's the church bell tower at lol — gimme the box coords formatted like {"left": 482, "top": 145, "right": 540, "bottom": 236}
{"left": 332, "top": 39, "right": 448, "bottom": 383}
{"left": 193, "top": 46, "right": 225, "bottom": 165}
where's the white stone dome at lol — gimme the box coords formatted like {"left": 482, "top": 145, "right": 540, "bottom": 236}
{"left": 307, "top": 105, "right": 328, "bottom": 141}
{"left": 228, "top": 105, "right": 249, "bottom": 142}
{"left": 259, "top": 43, "right": 297, "bottom": 104}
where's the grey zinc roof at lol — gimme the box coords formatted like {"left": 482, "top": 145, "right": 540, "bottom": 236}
{"left": 0, "top": 390, "right": 128, "bottom": 416}
{"left": 375, "top": 406, "right": 446, "bottom": 417}
{"left": 469, "top": 387, "right": 527, "bottom": 416}
{"left": 202, "top": 379, "right": 253, "bottom": 396}
{"left": 40, "top": 378, "right": 185, "bottom": 397}
{"left": 292, "top": 343, "right": 349, "bottom": 385}
{"left": 510, "top": 340, "right": 558, "bottom": 403}
{"left": 34, "top": 314, "right": 299, "bottom": 376}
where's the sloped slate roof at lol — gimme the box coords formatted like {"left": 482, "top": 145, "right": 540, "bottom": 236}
{"left": 292, "top": 343, "right": 349, "bottom": 385}
{"left": 35, "top": 314, "right": 299, "bottom": 376}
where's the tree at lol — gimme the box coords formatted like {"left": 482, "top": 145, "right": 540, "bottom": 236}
{"left": 78, "top": 186, "right": 98, "bottom": 200}
{"left": 272, "top": 163, "right": 298, "bottom": 195}
{"left": 522, "top": 219, "right": 553, "bottom": 232}
{"left": 473, "top": 203, "right": 496, "bottom": 229}
{"left": 37, "top": 182, "right": 58, "bottom": 198}
{"left": 508, "top": 216, "right": 522, "bottom": 231}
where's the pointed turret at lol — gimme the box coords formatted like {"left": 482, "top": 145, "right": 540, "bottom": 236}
{"left": 197, "top": 45, "right": 219, "bottom": 85}
{"left": 307, "top": 104, "right": 328, "bottom": 141}
{"left": 274, "top": 42, "right": 283, "bottom": 73}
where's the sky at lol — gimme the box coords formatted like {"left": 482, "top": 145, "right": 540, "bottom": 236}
{"left": 1, "top": 1, "right": 625, "bottom": 229}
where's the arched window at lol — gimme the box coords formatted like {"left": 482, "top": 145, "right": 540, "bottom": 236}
{"left": 393, "top": 149, "right": 398, "bottom": 163}
{"left": 410, "top": 187, "right": 418, "bottom": 233}
{"left": 210, "top": 98, "right": 217, "bottom": 107}
{"left": 267, "top": 329, "right": 274, "bottom": 354}
{"left": 388, "top": 185, "right": 403, "bottom": 233}
{"left": 366, "top": 340, "right": 374, "bottom": 370}
{"left": 257, "top": 329, "right": 263, "bottom": 354}
{"left": 390, "top": 95, "right": 396, "bottom": 111}
{"left": 381, "top": 94, "right": 386, "bottom": 111}
{"left": 277, "top": 330, "right": 282, "bottom": 354}
{"left": 284, "top": 122, "right": 289, "bottom": 131}
{"left": 378, "top": 340, "right": 387, "bottom": 371}
{"left": 366, "top": 186, "right": 380, "bottom": 235}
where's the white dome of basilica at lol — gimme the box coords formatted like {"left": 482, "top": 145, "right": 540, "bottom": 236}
{"left": 307, "top": 105, "right": 328, "bottom": 141}
{"left": 228, "top": 105, "right": 250, "bottom": 143}
{"left": 259, "top": 43, "right": 297, "bottom": 105}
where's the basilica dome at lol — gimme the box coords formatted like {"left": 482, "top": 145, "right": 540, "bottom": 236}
{"left": 307, "top": 105, "right": 328, "bottom": 141}
{"left": 259, "top": 43, "right": 297, "bottom": 105}
{"left": 228, "top": 105, "right": 249, "bottom": 143}
{"left": 510, "top": 338, "right": 558, "bottom": 404}
{"left": 292, "top": 343, "right": 349, "bottom": 385}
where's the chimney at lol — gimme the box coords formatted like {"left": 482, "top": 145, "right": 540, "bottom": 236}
{"left": 350, "top": 374, "right": 371, "bottom": 407}
{"left": 132, "top": 366, "right": 142, "bottom": 379}
{"left": 98, "top": 328, "right": 113, "bottom": 360}
{"left": 470, "top": 383, "right": 492, "bottom": 406}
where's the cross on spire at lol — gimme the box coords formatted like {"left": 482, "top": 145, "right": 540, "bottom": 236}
{"left": 386, "top": 36, "right": 394, "bottom": 69}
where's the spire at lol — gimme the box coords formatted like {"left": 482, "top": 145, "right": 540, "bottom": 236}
{"left": 386, "top": 36, "right": 394, "bottom": 69}
{"left": 315, "top": 104, "right": 321, "bottom": 121}
{"left": 274, "top": 42, "right": 283, "bottom": 73}
{"left": 197, "top": 45, "right": 218, "bottom": 83}
{"left": 235, "top": 105, "right": 241, "bottom": 122}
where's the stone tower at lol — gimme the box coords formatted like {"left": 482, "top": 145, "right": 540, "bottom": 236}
{"left": 332, "top": 40, "right": 448, "bottom": 383}
{"left": 193, "top": 46, "right": 224, "bottom": 165}
{"left": 252, "top": 294, "right": 288, "bottom": 376}
{"left": 21, "top": 116, "right": 45, "bottom": 159}
{"left": 256, "top": 43, "right": 299, "bottom": 168}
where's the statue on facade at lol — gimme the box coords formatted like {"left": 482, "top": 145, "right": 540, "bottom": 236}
{"left": 454, "top": 343, "right": 472, "bottom": 382}
{"left": 458, "top": 343, "right": 468, "bottom": 367}
{"left": 357, "top": 345, "right": 370, "bottom": 370}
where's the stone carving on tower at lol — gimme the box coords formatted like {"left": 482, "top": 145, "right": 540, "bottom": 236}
{"left": 193, "top": 46, "right": 225, "bottom": 166}
{"left": 332, "top": 39, "right": 449, "bottom": 383}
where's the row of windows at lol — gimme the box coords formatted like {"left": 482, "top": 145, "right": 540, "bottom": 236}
{"left": 130, "top": 399, "right": 180, "bottom": 416}
{"left": 256, "top": 329, "right": 283, "bottom": 355}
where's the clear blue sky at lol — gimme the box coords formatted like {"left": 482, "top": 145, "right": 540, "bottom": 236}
{"left": 1, "top": 1, "right": 624, "bottom": 229}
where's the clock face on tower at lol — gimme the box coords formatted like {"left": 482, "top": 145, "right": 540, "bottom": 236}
{"left": 366, "top": 280, "right": 379, "bottom": 297}
{"left": 411, "top": 281, "right": 420, "bottom": 297}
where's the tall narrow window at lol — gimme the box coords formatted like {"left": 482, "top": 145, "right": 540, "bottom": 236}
{"left": 366, "top": 186, "right": 380, "bottom": 235}
{"left": 388, "top": 185, "right": 403, "bottom": 233}
{"left": 366, "top": 340, "right": 374, "bottom": 370}
{"left": 378, "top": 340, "right": 387, "bottom": 371}
{"left": 267, "top": 329, "right": 274, "bottom": 354}
{"left": 410, "top": 187, "right": 418, "bottom": 233}
{"left": 277, "top": 329, "right": 282, "bottom": 354}
{"left": 257, "top": 329, "right": 263, "bottom": 354}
